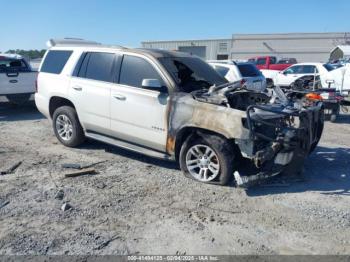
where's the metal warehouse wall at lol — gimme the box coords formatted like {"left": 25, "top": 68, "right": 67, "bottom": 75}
{"left": 231, "top": 33, "right": 349, "bottom": 62}
{"left": 141, "top": 39, "right": 232, "bottom": 60}
{"left": 142, "top": 32, "right": 350, "bottom": 62}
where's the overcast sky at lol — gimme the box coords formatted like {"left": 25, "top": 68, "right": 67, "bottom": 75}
{"left": 1, "top": 0, "right": 350, "bottom": 51}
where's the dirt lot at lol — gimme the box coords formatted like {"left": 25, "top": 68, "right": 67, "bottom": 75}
{"left": 0, "top": 99, "right": 350, "bottom": 255}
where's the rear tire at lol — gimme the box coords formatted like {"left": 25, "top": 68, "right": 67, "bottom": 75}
{"left": 330, "top": 106, "right": 339, "bottom": 123}
{"left": 6, "top": 94, "right": 31, "bottom": 105}
{"left": 52, "top": 106, "right": 85, "bottom": 147}
{"left": 179, "top": 134, "right": 234, "bottom": 186}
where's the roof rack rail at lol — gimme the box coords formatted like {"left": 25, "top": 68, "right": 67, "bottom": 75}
{"left": 46, "top": 38, "right": 102, "bottom": 47}
{"left": 207, "top": 60, "right": 237, "bottom": 65}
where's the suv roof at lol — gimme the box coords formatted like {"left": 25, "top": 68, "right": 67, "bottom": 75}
{"left": 134, "top": 48, "right": 193, "bottom": 58}
{"left": 51, "top": 46, "right": 195, "bottom": 59}
{"left": 48, "top": 39, "right": 194, "bottom": 59}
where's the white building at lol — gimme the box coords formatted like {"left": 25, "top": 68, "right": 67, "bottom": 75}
{"left": 142, "top": 32, "right": 350, "bottom": 62}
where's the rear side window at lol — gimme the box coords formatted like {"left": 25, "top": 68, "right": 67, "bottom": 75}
{"left": 0, "top": 57, "right": 29, "bottom": 72}
{"left": 214, "top": 65, "right": 230, "bottom": 77}
{"left": 41, "top": 50, "right": 72, "bottom": 74}
{"left": 84, "top": 52, "right": 115, "bottom": 82}
{"left": 119, "top": 55, "right": 164, "bottom": 88}
{"left": 284, "top": 66, "right": 300, "bottom": 74}
{"left": 269, "top": 57, "right": 277, "bottom": 64}
{"left": 301, "top": 65, "right": 318, "bottom": 74}
{"left": 256, "top": 58, "right": 266, "bottom": 65}
{"left": 237, "top": 64, "right": 261, "bottom": 77}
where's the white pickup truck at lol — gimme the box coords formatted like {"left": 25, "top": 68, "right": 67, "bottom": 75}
{"left": 0, "top": 54, "right": 37, "bottom": 104}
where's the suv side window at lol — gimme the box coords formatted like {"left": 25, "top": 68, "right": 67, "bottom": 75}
{"left": 284, "top": 65, "right": 301, "bottom": 74}
{"left": 83, "top": 52, "right": 115, "bottom": 82}
{"left": 301, "top": 65, "right": 318, "bottom": 74}
{"left": 41, "top": 50, "right": 72, "bottom": 74}
{"left": 119, "top": 55, "right": 165, "bottom": 89}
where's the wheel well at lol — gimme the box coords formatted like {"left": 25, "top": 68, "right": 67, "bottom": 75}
{"left": 174, "top": 127, "right": 235, "bottom": 161}
{"left": 49, "top": 96, "right": 75, "bottom": 118}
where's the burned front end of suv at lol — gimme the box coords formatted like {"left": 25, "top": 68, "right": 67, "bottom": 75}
{"left": 235, "top": 100, "right": 323, "bottom": 186}
{"left": 156, "top": 54, "right": 324, "bottom": 186}
{"left": 169, "top": 83, "right": 324, "bottom": 186}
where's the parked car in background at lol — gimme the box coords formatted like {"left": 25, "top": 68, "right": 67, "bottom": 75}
{"left": 36, "top": 39, "right": 323, "bottom": 186}
{"left": 273, "top": 63, "right": 350, "bottom": 90}
{"left": 277, "top": 58, "right": 298, "bottom": 64}
{"left": 329, "top": 58, "right": 349, "bottom": 69}
{"left": 329, "top": 63, "right": 350, "bottom": 93}
{"left": 208, "top": 61, "right": 266, "bottom": 91}
{"left": 248, "top": 56, "right": 297, "bottom": 71}
{"left": 0, "top": 54, "right": 37, "bottom": 104}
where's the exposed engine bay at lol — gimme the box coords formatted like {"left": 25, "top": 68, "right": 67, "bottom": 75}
{"left": 190, "top": 81, "right": 324, "bottom": 186}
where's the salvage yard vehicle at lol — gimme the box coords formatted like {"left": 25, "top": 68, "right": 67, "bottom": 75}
{"left": 35, "top": 39, "right": 324, "bottom": 186}
{"left": 277, "top": 63, "right": 350, "bottom": 94}
{"left": 288, "top": 75, "right": 344, "bottom": 122}
{"left": 273, "top": 63, "right": 338, "bottom": 89}
{"left": 247, "top": 56, "right": 298, "bottom": 86}
{"left": 0, "top": 54, "right": 37, "bottom": 104}
{"left": 208, "top": 61, "right": 266, "bottom": 92}
{"left": 248, "top": 56, "right": 297, "bottom": 71}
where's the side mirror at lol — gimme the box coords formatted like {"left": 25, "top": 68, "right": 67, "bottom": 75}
{"left": 142, "top": 79, "right": 168, "bottom": 93}
{"left": 142, "top": 79, "right": 162, "bottom": 89}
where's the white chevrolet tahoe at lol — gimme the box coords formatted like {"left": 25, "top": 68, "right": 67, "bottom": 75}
{"left": 0, "top": 54, "right": 37, "bottom": 104}
{"left": 35, "top": 39, "right": 324, "bottom": 186}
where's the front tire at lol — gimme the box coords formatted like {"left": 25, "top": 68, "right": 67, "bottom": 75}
{"left": 52, "top": 106, "right": 85, "bottom": 147}
{"left": 179, "top": 134, "right": 234, "bottom": 186}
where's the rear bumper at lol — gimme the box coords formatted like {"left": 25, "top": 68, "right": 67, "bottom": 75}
{"left": 34, "top": 93, "right": 50, "bottom": 120}
{"left": 0, "top": 91, "right": 35, "bottom": 96}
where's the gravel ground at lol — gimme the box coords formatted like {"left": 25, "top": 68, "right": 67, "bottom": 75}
{"left": 0, "top": 100, "right": 349, "bottom": 255}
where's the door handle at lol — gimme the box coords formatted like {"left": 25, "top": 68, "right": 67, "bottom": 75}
{"left": 113, "top": 94, "right": 126, "bottom": 101}
{"left": 6, "top": 72, "right": 19, "bottom": 77}
{"left": 72, "top": 86, "right": 83, "bottom": 91}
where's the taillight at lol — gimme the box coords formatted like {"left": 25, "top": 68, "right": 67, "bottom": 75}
{"left": 240, "top": 79, "right": 246, "bottom": 86}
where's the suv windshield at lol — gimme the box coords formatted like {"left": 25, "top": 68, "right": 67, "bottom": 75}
{"left": 158, "top": 57, "right": 227, "bottom": 92}
{"left": 237, "top": 63, "right": 261, "bottom": 77}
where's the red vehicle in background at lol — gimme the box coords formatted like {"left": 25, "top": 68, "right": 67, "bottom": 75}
{"left": 248, "top": 56, "right": 297, "bottom": 71}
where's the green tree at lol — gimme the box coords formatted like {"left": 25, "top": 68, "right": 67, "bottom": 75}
{"left": 5, "top": 49, "right": 46, "bottom": 60}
